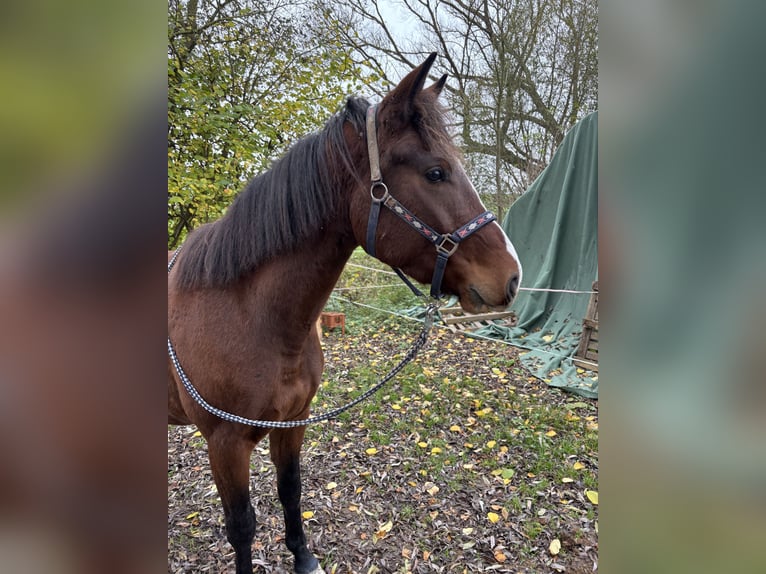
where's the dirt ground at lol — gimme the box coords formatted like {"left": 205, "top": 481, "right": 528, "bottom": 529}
{"left": 168, "top": 322, "right": 598, "bottom": 573}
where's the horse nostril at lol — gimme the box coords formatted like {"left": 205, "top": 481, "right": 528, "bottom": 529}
{"left": 506, "top": 274, "right": 520, "bottom": 301}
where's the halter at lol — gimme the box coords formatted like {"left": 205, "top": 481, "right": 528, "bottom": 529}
{"left": 364, "top": 104, "right": 496, "bottom": 299}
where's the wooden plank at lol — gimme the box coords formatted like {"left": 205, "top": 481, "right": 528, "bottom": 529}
{"left": 574, "top": 281, "right": 599, "bottom": 367}
{"left": 573, "top": 357, "right": 599, "bottom": 372}
{"left": 442, "top": 310, "right": 516, "bottom": 325}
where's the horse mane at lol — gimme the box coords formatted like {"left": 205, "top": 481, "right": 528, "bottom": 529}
{"left": 174, "top": 97, "right": 370, "bottom": 291}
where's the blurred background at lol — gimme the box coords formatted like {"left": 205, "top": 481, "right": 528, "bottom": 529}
{"left": 600, "top": 0, "right": 766, "bottom": 571}
{"left": 0, "top": 1, "right": 166, "bottom": 572}
{"left": 1, "top": 0, "right": 764, "bottom": 572}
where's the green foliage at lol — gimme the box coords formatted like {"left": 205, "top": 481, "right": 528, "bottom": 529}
{"left": 167, "top": 0, "right": 372, "bottom": 247}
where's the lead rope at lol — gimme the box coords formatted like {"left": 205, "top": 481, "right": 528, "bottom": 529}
{"left": 168, "top": 247, "right": 439, "bottom": 428}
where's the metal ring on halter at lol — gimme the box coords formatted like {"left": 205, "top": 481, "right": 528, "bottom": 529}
{"left": 370, "top": 180, "right": 389, "bottom": 202}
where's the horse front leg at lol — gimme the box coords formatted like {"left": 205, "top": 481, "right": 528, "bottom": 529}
{"left": 208, "top": 432, "right": 257, "bottom": 574}
{"left": 269, "top": 427, "right": 324, "bottom": 574}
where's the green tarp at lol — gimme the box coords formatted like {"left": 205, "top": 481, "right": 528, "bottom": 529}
{"left": 473, "top": 111, "right": 598, "bottom": 398}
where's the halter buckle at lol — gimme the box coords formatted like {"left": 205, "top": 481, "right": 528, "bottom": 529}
{"left": 435, "top": 234, "right": 459, "bottom": 257}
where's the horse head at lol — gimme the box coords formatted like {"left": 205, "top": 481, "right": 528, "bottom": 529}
{"left": 349, "top": 53, "right": 522, "bottom": 313}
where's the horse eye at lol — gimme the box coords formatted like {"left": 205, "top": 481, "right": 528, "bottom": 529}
{"left": 425, "top": 168, "right": 446, "bottom": 183}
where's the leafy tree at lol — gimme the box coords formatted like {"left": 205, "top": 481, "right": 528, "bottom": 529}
{"left": 325, "top": 0, "right": 597, "bottom": 219}
{"left": 168, "top": 0, "right": 372, "bottom": 247}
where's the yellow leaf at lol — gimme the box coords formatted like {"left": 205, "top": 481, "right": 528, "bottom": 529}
{"left": 422, "top": 367, "right": 435, "bottom": 377}
{"left": 545, "top": 430, "right": 557, "bottom": 437}
{"left": 431, "top": 447, "right": 442, "bottom": 455}
{"left": 487, "top": 512, "right": 500, "bottom": 524}
{"left": 586, "top": 490, "right": 599, "bottom": 505}
{"left": 417, "top": 441, "right": 428, "bottom": 448}
{"left": 562, "top": 477, "right": 574, "bottom": 483}
{"left": 462, "top": 527, "right": 474, "bottom": 535}
{"left": 549, "top": 538, "right": 561, "bottom": 555}
{"left": 365, "top": 447, "right": 378, "bottom": 455}
{"left": 186, "top": 511, "right": 199, "bottom": 519}
{"left": 302, "top": 511, "right": 314, "bottom": 519}
{"left": 486, "top": 440, "right": 497, "bottom": 448}
{"left": 379, "top": 519, "right": 393, "bottom": 533}
{"left": 449, "top": 425, "right": 462, "bottom": 432}
{"left": 193, "top": 430, "right": 202, "bottom": 437}
{"left": 573, "top": 461, "right": 585, "bottom": 470}
{"left": 325, "top": 482, "right": 337, "bottom": 490}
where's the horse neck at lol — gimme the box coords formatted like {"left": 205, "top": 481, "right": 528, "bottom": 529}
{"left": 238, "top": 218, "right": 357, "bottom": 342}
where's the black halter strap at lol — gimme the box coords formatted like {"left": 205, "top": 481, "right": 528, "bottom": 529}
{"left": 364, "top": 104, "right": 496, "bottom": 298}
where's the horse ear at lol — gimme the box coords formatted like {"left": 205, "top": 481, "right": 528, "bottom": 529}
{"left": 382, "top": 52, "right": 438, "bottom": 120}
{"left": 426, "top": 74, "right": 448, "bottom": 97}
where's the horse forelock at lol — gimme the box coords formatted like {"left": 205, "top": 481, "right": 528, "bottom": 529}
{"left": 174, "top": 97, "right": 371, "bottom": 292}
{"left": 384, "top": 92, "right": 461, "bottom": 165}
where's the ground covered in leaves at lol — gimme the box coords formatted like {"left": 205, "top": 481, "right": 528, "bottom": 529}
{"left": 168, "top": 318, "right": 598, "bottom": 573}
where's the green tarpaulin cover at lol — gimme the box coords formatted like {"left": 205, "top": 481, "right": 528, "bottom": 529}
{"left": 473, "top": 111, "right": 598, "bottom": 398}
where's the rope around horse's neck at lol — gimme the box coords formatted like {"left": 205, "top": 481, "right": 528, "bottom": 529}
{"left": 167, "top": 247, "right": 438, "bottom": 428}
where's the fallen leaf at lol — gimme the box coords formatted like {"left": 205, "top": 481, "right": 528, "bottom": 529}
{"left": 494, "top": 550, "right": 507, "bottom": 563}
{"left": 573, "top": 461, "right": 585, "bottom": 470}
{"left": 549, "top": 538, "right": 561, "bottom": 555}
{"left": 325, "top": 482, "right": 337, "bottom": 490}
{"left": 586, "top": 490, "right": 599, "bottom": 505}
{"left": 545, "top": 430, "right": 557, "bottom": 437}
{"left": 373, "top": 520, "right": 393, "bottom": 543}
{"left": 487, "top": 512, "right": 500, "bottom": 524}
{"left": 302, "top": 511, "right": 314, "bottom": 519}
{"left": 365, "top": 447, "right": 378, "bottom": 455}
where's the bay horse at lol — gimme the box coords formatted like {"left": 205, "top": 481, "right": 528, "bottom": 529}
{"left": 168, "top": 53, "right": 522, "bottom": 574}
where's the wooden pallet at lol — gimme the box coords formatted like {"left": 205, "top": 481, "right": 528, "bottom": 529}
{"left": 438, "top": 305, "right": 516, "bottom": 333}
{"left": 573, "top": 281, "right": 599, "bottom": 371}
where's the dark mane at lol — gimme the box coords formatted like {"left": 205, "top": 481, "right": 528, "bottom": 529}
{"left": 174, "top": 97, "right": 370, "bottom": 291}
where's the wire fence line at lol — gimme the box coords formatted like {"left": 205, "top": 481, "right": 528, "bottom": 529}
{"left": 341, "top": 262, "right": 596, "bottom": 294}
{"left": 328, "top": 293, "right": 598, "bottom": 369}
